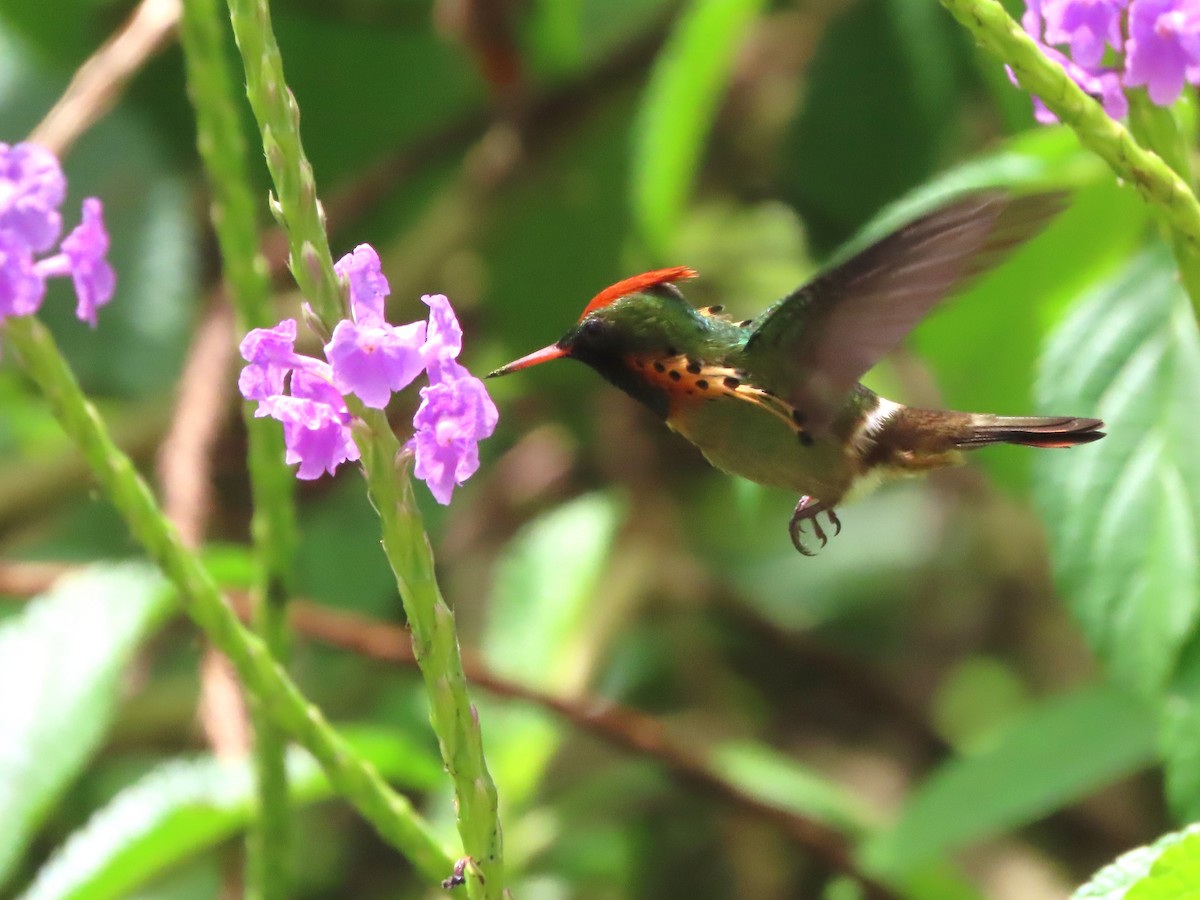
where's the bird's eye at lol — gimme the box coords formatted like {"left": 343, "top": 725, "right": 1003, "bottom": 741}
{"left": 580, "top": 318, "right": 605, "bottom": 338}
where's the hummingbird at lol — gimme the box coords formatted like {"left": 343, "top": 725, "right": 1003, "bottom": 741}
{"left": 489, "top": 191, "right": 1105, "bottom": 555}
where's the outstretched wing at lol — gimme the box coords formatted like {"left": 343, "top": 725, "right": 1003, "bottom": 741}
{"left": 742, "top": 191, "right": 1067, "bottom": 433}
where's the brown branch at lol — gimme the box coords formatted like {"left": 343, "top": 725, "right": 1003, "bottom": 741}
{"left": 0, "top": 560, "right": 895, "bottom": 899}
{"left": 157, "top": 298, "right": 237, "bottom": 548}
{"left": 29, "top": 0, "right": 181, "bottom": 157}
{"left": 154, "top": 296, "right": 252, "bottom": 759}
{"left": 434, "top": 0, "right": 525, "bottom": 104}
{"left": 198, "top": 643, "right": 252, "bottom": 759}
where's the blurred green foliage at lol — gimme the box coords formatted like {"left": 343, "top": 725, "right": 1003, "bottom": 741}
{"left": 1, "top": 0, "right": 1198, "bottom": 897}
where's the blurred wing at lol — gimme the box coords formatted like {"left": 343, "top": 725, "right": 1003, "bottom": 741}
{"left": 744, "top": 191, "right": 1066, "bottom": 432}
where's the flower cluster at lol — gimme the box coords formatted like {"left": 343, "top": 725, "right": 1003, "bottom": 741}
{"left": 1, "top": 142, "right": 114, "bottom": 325}
{"left": 1020, "top": 1, "right": 1200, "bottom": 121}
{"left": 240, "top": 244, "right": 498, "bottom": 504}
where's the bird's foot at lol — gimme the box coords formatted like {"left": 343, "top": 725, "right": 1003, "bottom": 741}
{"left": 788, "top": 496, "right": 841, "bottom": 556}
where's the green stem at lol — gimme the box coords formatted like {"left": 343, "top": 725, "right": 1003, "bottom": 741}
{"left": 177, "top": 2, "right": 298, "bottom": 895}
{"left": 939, "top": 0, "right": 1200, "bottom": 311}
{"left": 2, "top": 315, "right": 451, "bottom": 882}
{"left": 357, "top": 410, "right": 504, "bottom": 897}
{"left": 221, "top": 0, "right": 506, "bottom": 894}
{"left": 1125, "top": 90, "right": 1200, "bottom": 316}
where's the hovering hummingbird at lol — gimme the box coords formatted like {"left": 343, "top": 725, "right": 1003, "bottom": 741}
{"left": 489, "top": 191, "right": 1104, "bottom": 555}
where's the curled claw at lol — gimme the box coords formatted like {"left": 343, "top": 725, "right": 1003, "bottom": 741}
{"left": 788, "top": 496, "right": 840, "bottom": 556}
{"left": 789, "top": 517, "right": 817, "bottom": 556}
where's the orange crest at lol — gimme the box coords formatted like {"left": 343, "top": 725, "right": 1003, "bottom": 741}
{"left": 579, "top": 266, "right": 698, "bottom": 319}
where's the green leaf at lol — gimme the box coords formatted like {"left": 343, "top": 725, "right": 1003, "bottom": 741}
{"left": 486, "top": 492, "right": 622, "bottom": 685}
{"left": 0, "top": 564, "right": 173, "bottom": 889}
{"left": 1034, "top": 245, "right": 1200, "bottom": 694}
{"left": 481, "top": 493, "right": 622, "bottom": 809}
{"left": 863, "top": 685, "right": 1156, "bottom": 877}
{"left": 1073, "top": 824, "right": 1200, "bottom": 900}
{"left": 631, "top": 0, "right": 770, "bottom": 254}
{"left": 707, "top": 740, "right": 874, "bottom": 836}
{"left": 20, "top": 728, "right": 441, "bottom": 900}
{"left": 1127, "top": 831, "right": 1200, "bottom": 900}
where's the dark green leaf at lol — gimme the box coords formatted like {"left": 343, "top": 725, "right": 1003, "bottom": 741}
{"left": 295, "top": 481, "right": 396, "bottom": 617}
{"left": 779, "top": 0, "right": 964, "bottom": 254}
{"left": 482, "top": 493, "right": 622, "bottom": 808}
{"left": 273, "top": 7, "right": 479, "bottom": 182}
{"left": 707, "top": 740, "right": 873, "bottom": 835}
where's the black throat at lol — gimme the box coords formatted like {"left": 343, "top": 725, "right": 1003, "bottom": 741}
{"left": 568, "top": 340, "right": 669, "bottom": 420}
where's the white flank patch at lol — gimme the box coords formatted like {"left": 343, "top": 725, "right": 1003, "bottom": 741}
{"left": 852, "top": 396, "right": 903, "bottom": 452}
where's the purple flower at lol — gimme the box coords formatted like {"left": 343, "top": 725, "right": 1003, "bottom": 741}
{"left": 240, "top": 322, "right": 359, "bottom": 480}
{"left": 1020, "top": 0, "right": 1200, "bottom": 120}
{"left": 407, "top": 297, "right": 498, "bottom": 504}
{"left": 35, "top": 199, "right": 116, "bottom": 327}
{"left": 422, "top": 293, "right": 464, "bottom": 369}
{"left": 0, "top": 232, "right": 44, "bottom": 320}
{"left": 1125, "top": 0, "right": 1200, "bottom": 105}
{"left": 0, "top": 142, "right": 114, "bottom": 325}
{"left": 239, "top": 318, "right": 302, "bottom": 401}
{"left": 325, "top": 245, "right": 428, "bottom": 409}
{"left": 1019, "top": 0, "right": 1131, "bottom": 119}
{"left": 335, "top": 244, "right": 390, "bottom": 325}
{"left": 257, "top": 392, "right": 360, "bottom": 480}
{"left": 240, "top": 243, "right": 498, "bottom": 496}
{"left": 0, "top": 142, "right": 65, "bottom": 253}
{"left": 325, "top": 318, "right": 427, "bottom": 409}
{"left": 408, "top": 359, "right": 499, "bottom": 505}
{"left": 1044, "top": 0, "right": 1127, "bottom": 67}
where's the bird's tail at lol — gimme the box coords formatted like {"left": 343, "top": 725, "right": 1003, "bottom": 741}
{"left": 956, "top": 414, "right": 1105, "bottom": 449}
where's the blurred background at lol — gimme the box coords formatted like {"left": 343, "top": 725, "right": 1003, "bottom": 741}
{"left": 0, "top": 0, "right": 1175, "bottom": 898}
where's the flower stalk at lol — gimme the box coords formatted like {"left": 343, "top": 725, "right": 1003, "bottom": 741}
{"left": 224, "top": 0, "right": 342, "bottom": 324}
{"left": 222, "top": 0, "right": 505, "bottom": 894}
{"left": 359, "top": 414, "right": 504, "bottom": 890}
{"left": 176, "top": 0, "right": 298, "bottom": 894}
